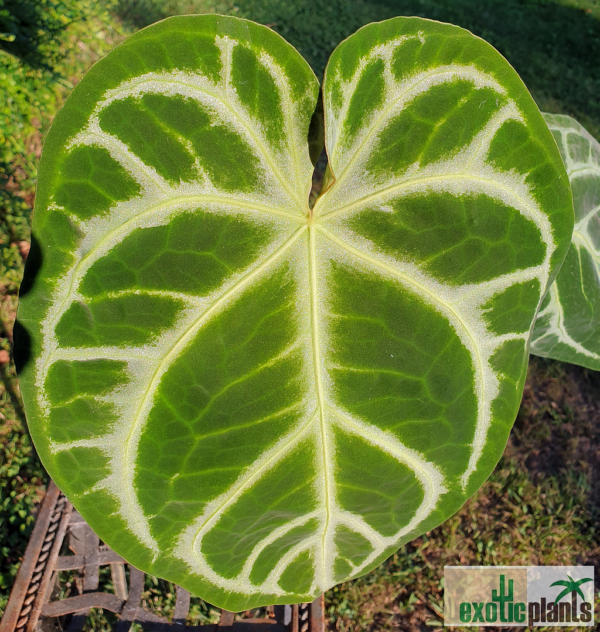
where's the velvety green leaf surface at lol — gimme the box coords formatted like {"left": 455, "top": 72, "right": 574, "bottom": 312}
{"left": 17, "top": 15, "right": 572, "bottom": 610}
{"left": 531, "top": 114, "right": 600, "bottom": 370}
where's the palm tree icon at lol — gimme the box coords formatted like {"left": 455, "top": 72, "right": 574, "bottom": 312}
{"left": 550, "top": 574, "right": 593, "bottom": 619}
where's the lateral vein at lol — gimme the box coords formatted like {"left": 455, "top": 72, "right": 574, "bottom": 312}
{"left": 329, "top": 65, "right": 506, "bottom": 189}
{"left": 318, "top": 173, "right": 543, "bottom": 223}
{"left": 120, "top": 227, "right": 307, "bottom": 548}
{"left": 191, "top": 410, "right": 319, "bottom": 554}
{"left": 318, "top": 225, "right": 488, "bottom": 485}
{"left": 103, "top": 75, "right": 304, "bottom": 209}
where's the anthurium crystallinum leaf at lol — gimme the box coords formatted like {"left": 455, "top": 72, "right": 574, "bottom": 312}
{"left": 17, "top": 15, "right": 573, "bottom": 609}
{"left": 530, "top": 114, "right": 600, "bottom": 370}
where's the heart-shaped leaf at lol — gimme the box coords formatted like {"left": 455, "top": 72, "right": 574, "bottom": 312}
{"left": 531, "top": 114, "right": 600, "bottom": 370}
{"left": 17, "top": 15, "right": 572, "bottom": 609}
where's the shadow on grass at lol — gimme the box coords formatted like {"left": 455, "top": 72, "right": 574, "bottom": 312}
{"left": 514, "top": 356, "right": 600, "bottom": 508}
{"left": 12, "top": 232, "right": 41, "bottom": 378}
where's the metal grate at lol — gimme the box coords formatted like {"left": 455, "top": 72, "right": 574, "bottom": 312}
{"left": 0, "top": 482, "right": 325, "bottom": 632}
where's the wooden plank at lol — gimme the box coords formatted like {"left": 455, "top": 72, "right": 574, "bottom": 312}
{"left": 174, "top": 586, "right": 190, "bottom": 625}
{"left": 42, "top": 593, "right": 125, "bottom": 617}
{"left": 25, "top": 495, "right": 72, "bottom": 632}
{"left": 0, "top": 483, "right": 60, "bottom": 632}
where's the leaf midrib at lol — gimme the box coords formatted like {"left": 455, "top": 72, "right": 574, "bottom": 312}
{"left": 308, "top": 224, "right": 333, "bottom": 586}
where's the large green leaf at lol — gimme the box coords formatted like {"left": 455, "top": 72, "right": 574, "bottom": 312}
{"left": 17, "top": 15, "right": 572, "bottom": 609}
{"left": 531, "top": 114, "right": 600, "bottom": 370}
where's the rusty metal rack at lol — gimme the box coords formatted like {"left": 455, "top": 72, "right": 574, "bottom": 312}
{"left": 1, "top": 482, "right": 325, "bottom": 632}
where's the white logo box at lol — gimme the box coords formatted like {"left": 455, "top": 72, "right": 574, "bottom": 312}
{"left": 444, "top": 566, "right": 594, "bottom": 627}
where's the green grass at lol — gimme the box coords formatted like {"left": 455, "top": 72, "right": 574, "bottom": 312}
{"left": 0, "top": 4, "right": 126, "bottom": 609}
{"left": 1, "top": 0, "right": 599, "bottom": 628}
